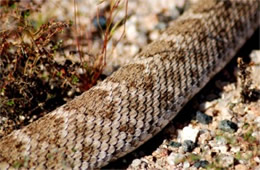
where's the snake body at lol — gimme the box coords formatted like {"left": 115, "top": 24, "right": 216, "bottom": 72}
{"left": 0, "top": 0, "right": 259, "bottom": 169}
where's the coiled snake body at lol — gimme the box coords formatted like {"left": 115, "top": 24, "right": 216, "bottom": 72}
{"left": 0, "top": 0, "right": 259, "bottom": 169}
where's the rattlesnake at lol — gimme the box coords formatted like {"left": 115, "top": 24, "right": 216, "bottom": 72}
{"left": 0, "top": 0, "right": 259, "bottom": 169}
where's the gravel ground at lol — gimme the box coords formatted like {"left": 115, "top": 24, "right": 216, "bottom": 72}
{"left": 0, "top": 0, "right": 259, "bottom": 169}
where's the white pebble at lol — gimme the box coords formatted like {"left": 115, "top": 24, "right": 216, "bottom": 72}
{"left": 183, "top": 161, "right": 190, "bottom": 168}
{"left": 179, "top": 125, "right": 199, "bottom": 143}
{"left": 254, "top": 156, "right": 260, "bottom": 163}
{"left": 131, "top": 159, "right": 141, "bottom": 167}
{"left": 218, "top": 154, "right": 234, "bottom": 167}
{"left": 230, "top": 146, "right": 241, "bottom": 153}
{"left": 19, "top": 115, "right": 25, "bottom": 121}
{"left": 167, "top": 152, "right": 185, "bottom": 165}
{"left": 213, "top": 145, "right": 228, "bottom": 153}
{"left": 252, "top": 131, "right": 260, "bottom": 141}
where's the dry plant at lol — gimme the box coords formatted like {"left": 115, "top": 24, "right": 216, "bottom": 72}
{"left": 0, "top": 1, "right": 71, "bottom": 131}
{"left": 0, "top": 0, "right": 128, "bottom": 135}
{"left": 237, "top": 57, "right": 260, "bottom": 103}
{"left": 73, "top": 0, "right": 128, "bottom": 90}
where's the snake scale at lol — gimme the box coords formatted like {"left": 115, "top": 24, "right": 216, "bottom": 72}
{"left": 0, "top": 0, "right": 259, "bottom": 169}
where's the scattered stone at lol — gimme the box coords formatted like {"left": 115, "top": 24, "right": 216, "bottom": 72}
{"left": 193, "top": 147, "right": 201, "bottom": 154}
{"left": 215, "top": 135, "right": 227, "bottom": 145}
{"left": 200, "top": 100, "right": 218, "bottom": 110}
{"left": 193, "top": 160, "right": 209, "bottom": 168}
{"left": 254, "top": 156, "right": 260, "bottom": 163}
{"left": 230, "top": 146, "right": 240, "bottom": 153}
{"left": 183, "top": 161, "right": 190, "bottom": 168}
{"left": 93, "top": 15, "right": 107, "bottom": 30}
{"left": 212, "top": 145, "right": 228, "bottom": 154}
{"left": 218, "top": 154, "right": 234, "bottom": 168}
{"left": 182, "top": 140, "right": 196, "bottom": 152}
{"left": 169, "top": 141, "right": 182, "bottom": 148}
{"left": 179, "top": 125, "right": 199, "bottom": 143}
{"left": 219, "top": 120, "right": 238, "bottom": 133}
{"left": 198, "top": 130, "right": 212, "bottom": 144}
{"left": 131, "top": 159, "right": 141, "bottom": 167}
{"left": 254, "top": 165, "right": 260, "bottom": 170}
{"left": 19, "top": 115, "right": 25, "bottom": 121}
{"left": 196, "top": 111, "right": 213, "bottom": 124}
{"left": 235, "top": 164, "right": 247, "bottom": 170}
{"left": 167, "top": 152, "right": 185, "bottom": 165}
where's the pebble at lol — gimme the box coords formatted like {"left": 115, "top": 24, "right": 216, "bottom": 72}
{"left": 126, "top": 25, "right": 138, "bottom": 43}
{"left": 255, "top": 117, "right": 260, "bottom": 127}
{"left": 183, "top": 161, "right": 190, "bottom": 168}
{"left": 254, "top": 156, "right": 260, "bottom": 163}
{"left": 19, "top": 115, "right": 25, "bottom": 121}
{"left": 252, "top": 131, "right": 260, "bottom": 141}
{"left": 212, "top": 145, "right": 228, "bottom": 154}
{"left": 215, "top": 135, "right": 227, "bottom": 145}
{"left": 179, "top": 125, "right": 199, "bottom": 143}
{"left": 149, "top": 30, "right": 160, "bottom": 41}
{"left": 93, "top": 15, "right": 107, "bottom": 30}
{"left": 245, "top": 113, "right": 256, "bottom": 122}
{"left": 219, "top": 120, "right": 238, "bottom": 133}
{"left": 167, "top": 152, "right": 185, "bottom": 165}
{"left": 198, "top": 130, "right": 212, "bottom": 144}
{"left": 230, "top": 146, "right": 240, "bottom": 153}
{"left": 254, "top": 165, "right": 260, "bottom": 170}
{"left": 196, "top": 111, "right": 213, "bottom": 124}
{"left": 193, "top": 160, "right": 209, "bottom": 168}
{"left": 218, "top": 154, "right": 234, "bottom": 167}
{"left": 218, "top": 105, "right": 233, "bottom": 120}
{"left": 235, "top": 164, "right": 247, "bottom": 170}
{"left": 200, "top": 101, "right": 217, "bottom": 110}
{"left": 131, "top": 159, "right": 141, "bottom": 167}
{"left": 169, "top": 141, "right": 182, "bottom": 148}
{"left": 182, "top": 140, "right": 196, "bottom": 152}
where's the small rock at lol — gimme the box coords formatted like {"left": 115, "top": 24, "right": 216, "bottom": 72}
{"left": 255, "top": 117, "right": 260, "bottom": 127}
{"left": 149, "top": 30, "right": 160, "bottom": 41}
{"left": 129, "top": 44, "right": 139, "bottom": 56}
{"left": 235, "top": 164, "right": 247, "bottom": 170}
{"left": 93, "top": 15, "right": 107, "bottom": 30}
{"left": 216, "top": 135, "right": 227, "bottom": 145}
{"left": 218, "top": 154, "right": 234, "bottom": 167}
{"left": 167, "top": 153, "right": 185, "bottom": 165}
{"left": 200, "top": 101, "right": 217, "bottom": 110}
{"left": 198, "top": 130, "right": 212, "bottom": 144}
{"left": 216, "top": 102, "right": 233, "bottom": 120}
{"left": 252, "top": 131, "right": 260, "bottom": 141}
{"left": 254, "top": 156, "right": 260, "bottom": 163}
{"left": 193, "top": 160, "right": 209, "bottom": 168}
{"left": 219, "top": 120, "right": 238, "bottom": 133}
{"left": 230, "top": 146, "right": 241, "bottom": 153}
{"left": 245, "top": 113, "right": 256, "bottom": 122}
{"left": 169, "top": 141, "right": 182, "bottom": 148}
{"left": 183, "top": 161, "right": 190, "bottom": 168}
{"left": 155, "top": 22, "right": 167, "bottom": 30}
{"left": 212, "top": 145, "right": 228, "bottom": 153}
{"left": 131, "top": 159, "right": 141, "bottom": 167}
{"left": 182, "top": 140, "right": 196, "bottom": 152}
{"left": 152, "top": 148, "right": 168, "bottom": 157}
{"left": 193, "top": 147, "right": 201, "bottom": 154}
{"left": 179, "top": 125, "right": 199, "bottom": 143}
{"left": 254, "top": 165, "right": 260, "bottom": 170}
{"left": 196, "top": 111, "right": 213, "bottom": 124}
{"left": 19, "top": 115, "right": 25, "bottom": 121}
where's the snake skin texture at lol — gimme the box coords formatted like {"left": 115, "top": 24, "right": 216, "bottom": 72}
{"left": 0, "top": 0, "right": 259, "bottom": 169}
